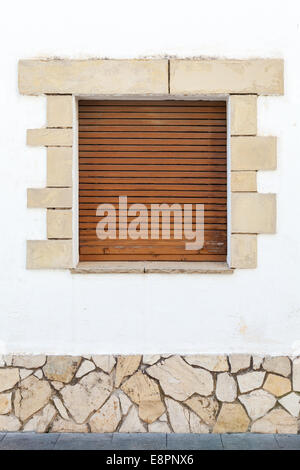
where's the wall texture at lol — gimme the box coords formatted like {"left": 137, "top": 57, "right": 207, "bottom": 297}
{"left": 0, "top": 0, "right": 300, "bottom": 356}
{"left": 0, "top": 354, "right": 300, "bottom": 434}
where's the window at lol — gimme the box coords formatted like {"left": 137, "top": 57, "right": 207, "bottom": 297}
{"left": 78, "top": 100, "right": 227, "bottom": 262}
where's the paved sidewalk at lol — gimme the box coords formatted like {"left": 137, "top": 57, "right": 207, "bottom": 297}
{"left": 0, "top": 433, "right": 300, "bottom": 450}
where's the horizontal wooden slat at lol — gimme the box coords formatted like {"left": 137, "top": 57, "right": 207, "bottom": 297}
{"left": 79, "top": 106, "right": 226, "bottom": 113}
{"left": 79, "top": 132, "right": 227, "bottom": 139}
{"left": 79, "top": 254, "right": 227, "bottom": 261}
{"left": 79, "top": 125, "right": 227, "bottom": 132}
{"left": 79, "top": 119, "right": 226, "bottom": 126}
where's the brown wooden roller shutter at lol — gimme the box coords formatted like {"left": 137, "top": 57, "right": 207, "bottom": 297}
{"left": 78, "top": 100, "right": 227, "bottom": 261}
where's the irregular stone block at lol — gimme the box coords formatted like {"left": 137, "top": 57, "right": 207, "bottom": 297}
{"left": 0, "top": 393, "right": 12, "bottom": 414}
{"left": 121, "top": 371, "right": 165, "bottom": 424}
{"left": 279, "top": 392, "right": 300, "bottom": 417}
{"left": 165, "top": 397, "right": 190, "bottom": 433}
{"left": 18, "top": 376, "right": 52, "bottom": 421}
{"left": 90, "top": 395, "right": 121, "bottom": 432}
{"left": 143, "top": 355, "right": 160, "bottom": 365}
{"left": 170, "top": 59, "right": 284, "bottom": 95}
{"left": 216, "top": 372, "right": 237, "bottom": 402}
{"left": 0, "top": 368, "right": 19, "bottom": 392}
{"left": 148, "top": 421, "right": 171, "bottom": 433}
{"left": 263, "top": 374, "right": 291, "bottom": 397}
{"left": 229, "top": 354, "right": 251, "bottom": 373}
{"left": 50, "top": 417, "right": 88, "bottom": 433}
{"left": 43, "top": 356, "right": 81, "bottom": 383}
{"left": 23, "top": 403, "right": 56, "bottom": 432}
{"left": 230, "top": 95, "right": 257, "bottom": 135}
{"left": 19, "top": 59, "right": 168, "bottom": 95}
{"left": 53, "top": 396, "right": 69, "bottom": 420}
{"left": 118, "top": 390, "right": 132, "bottom": 415}
{"left": 0, "top": 415, "right": 21, "bottom": 431}
{"left": 147, "top": 355, "right": 213, "bottom": 401}
{"left": 184, "top": 395, "right": 219, "bottom": 426}
{"left": 293, "top": 357, "right": 300, "bottom": 391}
{"left": 119, "top": 406, "right": 146, "bottom": 433}
{"left": 61, "top": 371, "right": 112, "bottom": 424}
{"left": 12, "top": 355, "right": 46, "bottom": 369}
{"left": 92, "top": 355, "right": 116, "bottom": 373}
{"left": 213, "top": 403, "right": 250, "bottom": 433}
{"left": 237, "top": 371, "right": 265, "bottom": 393}
{"left": 262, "top": 356, "right": 291, "bottom": 377}
{"left": 75, "top": 359, "right": 95, "bottom": 378}
{"left": 239, "top": 389, "right": 276, "bottom": 420}
{"left": 251, "top": 409, "right": 297, "bottom": 434}
{"left": 115, "top": 355, "right": 141, "bottom": 388}
{"left": 184, "top": 355, "right": 229, "bottom": 372}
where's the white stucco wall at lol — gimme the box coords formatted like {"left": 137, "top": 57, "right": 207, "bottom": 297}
{"left": 0, "top": 0, "right": 300, "bottom": 355}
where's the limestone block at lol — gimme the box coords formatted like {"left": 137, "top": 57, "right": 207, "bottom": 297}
{"left": 231, "top": 136, "right": 277, "bottom": 170}
{"left": 27, "top": 188, "right": 72, "bottom": 208}
{"left": 230, "top": 95, "right": 257, "bottom": 135}
{"left": 19, "top": 59, "right": 168, "bottom": 95}
{"left": 27, "top": 240, "right": 73, "bottom": 269}
{"left": 47, "top": 95, "right": 73, "bottom": 127}
{"left": 231, "top": 171, "right": 257, "bottom": 192}
{"left": 47, "top": 210, "right": 72, "bottom": 239}
{"left": 27, "top": 128, "right": 73, "bottom": 146}
{"left": 230, "top": 234, "right": 257, "bottom": 269}
{"left": 170, "top": 59, "right": 284, "bottom": 95}
{"left": 231, "top": 193, "right": 276, "bottom": 233}
{"left": 47, "top": 147, "right": 72, "bottom": 187}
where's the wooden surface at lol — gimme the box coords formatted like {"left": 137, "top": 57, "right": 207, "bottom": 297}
{"left": 78, "top": 100, "right": 227, "bottom": 261}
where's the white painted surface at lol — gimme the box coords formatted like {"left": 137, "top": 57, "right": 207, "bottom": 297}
{"left": 0, "top": 0, "right": 300, "bottom": 355}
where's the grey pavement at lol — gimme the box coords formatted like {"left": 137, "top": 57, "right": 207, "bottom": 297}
{"left": 0, "top": 432, "right": 300, "bottom": 450}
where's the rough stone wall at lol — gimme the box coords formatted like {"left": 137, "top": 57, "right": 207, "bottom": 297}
{"left": 0, "top": 354, "right": 299, "bottom": 433}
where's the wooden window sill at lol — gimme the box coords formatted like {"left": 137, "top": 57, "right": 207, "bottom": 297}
{"left": 70, "top": 262, "right": 234, "bottom": 274}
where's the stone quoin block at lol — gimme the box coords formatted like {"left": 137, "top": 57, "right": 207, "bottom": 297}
{"left": 47, "top": 210, "right": 73, "bottom": 239}
{"left": 231, "top": 136, "right": 277, "bottom": 171}
{"left": 230, "top": 234, "right": 257, "bottom": 269}
{"left": 47, "top": 95, "right": 73, "bottom": 128}
{"left": 27, "top": 188, "right": 72, "bottom": 208}
{"left": 231, "top": 171, "right": 257, "bottom": 192}
{"left": 27, "top": 128, "right": 73, "bottom": 147}
{"left": 170, "top": 59, "right": 284, "bottom": 95}
{"left": 47, "top": 147, "right": 73, "bottom": 187}
{"left": 27, "top": 240, "right": 73, "bottom": 269}
{"left": 18, "top": 59, "right": 169, "bottom": 95}
{"left": 231, "top": 193, "right": 276, "bottom": 234}
{"left": 230, "top": 95, "right": 257, "bottom": 135}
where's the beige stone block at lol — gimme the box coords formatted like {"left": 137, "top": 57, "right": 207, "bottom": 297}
{"left": 47, "top": 147, "right": 72, "bottom": 187}
{"left": 27, "top": 128, "right": 73, "bottom": 146}
{"left": 27, "top": 240, "right": 73, "bottom": 269}
{"left": 231, "top": 171, "right": 257, "bottom": 192}
{"left": 213, "top": 403, "right": 250, "bottom": 433}
{"left": 263, "top": 373, "right": 291, "bottom": 397}
{"left": 43, "top": 356, "right": 81, "bottom": 383}
{"left": 19, "top": 59, "right": 168, "bottom": 95}
{"left": 251, "top": 409, "right": 297, "bottom": 434}
{"left": 230, "top": 234, "right": 257, "bottom": 269}
{"left": 27, "top": 188, "right": 72, "bottom": 208}
{"left": 170, "top": 59, "right": 284, "bottom": 95}
{"left": 231, "top": 193, "right": 276, "bottom": 233}
{"left": 47, "top": 210, "right": 72, "bottom": 239}
{"left": 231, "top": 136, "right": 277, "bottom": 170}
{"left": 230, "top": 95, "right": 257, "bottom": 135}
{"left": 47, "top": 95, "right": 73, "bottom": 127}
